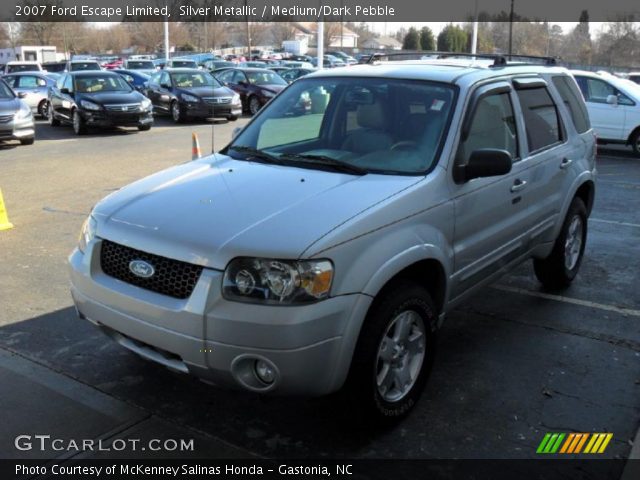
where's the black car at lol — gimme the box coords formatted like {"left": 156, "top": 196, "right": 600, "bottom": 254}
{"left": 214, "top": 68, "right": 288, "bottom": 115}
{"left": 279, "top": 68, "right": 316, "bottom": 83}
{"left": 144, "top": 68, "right": 241, "bottom": 123}
{"left": 47, "top": 71, "right": 153, "bottom": 135}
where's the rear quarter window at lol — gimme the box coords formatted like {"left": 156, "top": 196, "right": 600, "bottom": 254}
{"left": 552, "top": 76, "right": 590, "bottom": 134}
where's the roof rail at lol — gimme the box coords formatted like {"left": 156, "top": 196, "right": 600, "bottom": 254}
{"left": 366, "top": 51, "right": 558, "bottom": 67}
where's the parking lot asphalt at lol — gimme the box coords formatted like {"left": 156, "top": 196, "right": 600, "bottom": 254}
{"left": 0, "top": 119, "right": 639, "bottom": 463}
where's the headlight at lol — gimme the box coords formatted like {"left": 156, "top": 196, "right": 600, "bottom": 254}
{"left": 181, "top": 93, "right": 199, "bottom": 103}
{"left": 231, "top": 93, "right": 240, "bottom": 104}
{"left": 78, "top": 215, "right": 97, "bottom": 253}
{"left": 140, "top": 98, "right": 152, "bottom": 110}
{"left": 80, "top": 100, "right": 101, "bottom": 111}
{"left": 223, "top": 258, "right": 333, "bottom": 305}
{"left": 14, "top": 104, "right": 32, "bottom": 120}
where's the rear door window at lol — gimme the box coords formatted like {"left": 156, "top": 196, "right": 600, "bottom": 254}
{"left": 516, "top": 87, "right": 563, "bottom": 153}
{"left": 552, "top": 76, "right": 590, "bottom": 133}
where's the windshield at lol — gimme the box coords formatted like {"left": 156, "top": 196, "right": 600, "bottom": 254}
{"left": 7, "top": 64, "right": 39, "bottom": 73}
{"left": 127, "top": 61, "right": 155, "bottom": 69}
{"left": 246, "top": 71, "right": 287, "bottom": 86}
{"left": 170, "top": 71, "right": 221, "bottom": 88}
{"left": 71, "top": 62, "right": 101, "bottom": 71}
{"left": 75, "top": 74, "right": 133, "bottom": 93}
{"left": 0, "top": 80, "right": 14, "bottom": 98}
{"left": 227, "top": 77, "right": 456, "bottom": 175}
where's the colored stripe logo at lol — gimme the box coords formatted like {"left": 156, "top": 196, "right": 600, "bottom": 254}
{"left": 537, "top": 433, "right": 613, "bottom": 454}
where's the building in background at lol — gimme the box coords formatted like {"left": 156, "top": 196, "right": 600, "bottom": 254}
{"left": 292, "top": 22, "right": 358, "bottom": 49}
{"left": 361, "top": 35, "right": 403, "bottom": 50}
{"left": 0, "top": 46, "right": 59, "bottom": 64}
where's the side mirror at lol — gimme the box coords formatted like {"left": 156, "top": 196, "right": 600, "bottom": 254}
{"left": 17, "top": 92, "right": 27, "bottom": 98}
{"left": 606, "top": 94, "right": 618, "bottom": 105}
{"left": 60, "top": 87, "right": 71, "bottom": 95}
{"left": 231, "top": 127, "right": 242, "bottom": 140}
{"left": 457, "top": 149, "right": 512, "bottom": 182}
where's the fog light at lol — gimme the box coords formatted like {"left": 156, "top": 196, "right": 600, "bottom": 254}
{"left": 254, "top": 360, "right": 275, "bottom": 384}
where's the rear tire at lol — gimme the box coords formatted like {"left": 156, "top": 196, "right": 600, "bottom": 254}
{"left": 138, "top": 124, "right": 151, "bottom": 131}
{"left": 343, "top": 280, "right": 437, "bottom": 424}
{"left": 248, "top": 96, "right": 261, "bottom": 115}
{"left": 227, "top": 115, "right": 238, "bottom": 122}
{"left": 534, "top": 197, "right": 587, "bottom": 290}
{"left": 37, "top": 100, "right": 48, "bottom": 118}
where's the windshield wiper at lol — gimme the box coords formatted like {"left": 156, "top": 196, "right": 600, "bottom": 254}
{"left": 229, "top": 145, "right": 285, "bottom": 165}
{"left": 279, "top": 153, "right": 367, "bottom": 175}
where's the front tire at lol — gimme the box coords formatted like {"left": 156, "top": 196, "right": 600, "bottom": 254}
{"left": 171, "top": 101, "right": 185, "bottom": 123}
{"left": 343, "top": 280, "right": 437, "bottom": 424}
{"left": 227, "top": 115, "right": 238, "bottom": 122}
{"left": 534, "top": 197, "right": 587, "bottom": 290}
{"left": 20, "top": 136, "right": 35, "bottom": 145}
{"left": 37, "top": 100, "right": 48, "bottom": 118}
{"left": 72, "top": 110, "right": 87, "bottom": 135}
{"left": 138, "top": 124, "right": 151, "bottom": 131}
{"left": 248, "top": 96, "right": 261, "bottom": 115}
{"left": 631, "top": 130, "right": 640, "bottom": 157}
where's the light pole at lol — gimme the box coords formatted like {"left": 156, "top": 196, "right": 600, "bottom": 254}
{"left": 508, "top": 0, "right": 514, "bottom": 58}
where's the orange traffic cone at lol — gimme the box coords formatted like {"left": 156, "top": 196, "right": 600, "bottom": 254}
{"left": 0, "top": 188, "right": 14, "bottom": 231}
{"left": 192, "top": 132, "right": 202, "bottom": 160}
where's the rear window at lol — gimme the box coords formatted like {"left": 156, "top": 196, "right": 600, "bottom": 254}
{"left": 552, "top": 76, "right": 590, "bottom": 134}
{"left": 516, "top": 87, "right": 563, "bottom": 152}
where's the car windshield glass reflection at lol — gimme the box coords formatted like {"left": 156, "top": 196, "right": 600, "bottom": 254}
{"left": 0, "top": 81, "right": 14, "bottom": 98}
{"left": 246, "top": 71, "right": 287, "bottom": 86}
{"left": 228, "top": 77, "right": 455, "bottom": 175}
{"left": 75, "top": 75, "right": 133, "bottom": 93}
{"left": 170, "top": 72, "right": 221, "bottom": 88}
{"left": 128, "top": 61, "right": 154, "bottom": 69}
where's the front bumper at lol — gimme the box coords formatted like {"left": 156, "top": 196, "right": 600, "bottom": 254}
{"left": 69, "top": 240, "right": 371, "bottom": 396}
{"left": 180, "top": 101, "right": 242, "bottom": 118}
{"left": 79, "top": 109, "right": 153, "bottom": 127}
{"left": 0, "top": 118, "right": 35, "bottom": 141}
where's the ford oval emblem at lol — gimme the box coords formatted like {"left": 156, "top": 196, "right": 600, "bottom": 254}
{"left": 129, "top": 260, "right": 155, "bottom": 278}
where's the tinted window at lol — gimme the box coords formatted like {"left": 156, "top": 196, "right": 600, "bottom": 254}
{"left": 552, "top": 76, "right": 590, "bottom": 133}
{"left": 17, "top": 76, "right": 46, "bottom": 88}
{"left": 63, "top": 75, "right": 73, "bottom": 91}
{"left": 74, "top": 74, "right": 132, "bottom": 93}
{"left": 3, "top": 76, "right": 17, "bottom": 88}
{"left": 516, "top": 87, "right": 562, "bottom": 152}
{"left": 0, "top": 80, "right": 14, "bottom": 98}
{"left": 169, "top": 71, "right": 221, "bottom": 88}
{"left": 458, "top": 92, "right": 518, "bottom": 164}
{"left": 7, "top": 64, "right": 39, "bottom": 73}
{"left": 70, "top": 62, "right": 101, "bottom": 71}
{"left": 149, "top": 72, "right": 161, "bottom": 86}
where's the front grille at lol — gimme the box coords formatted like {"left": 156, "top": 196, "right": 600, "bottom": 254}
{"left": 100, "top": 240, "right": 203, "bottom": 299}
{"left": 104, "top": 104, "right": 140, "bottom": 112}
{"left": 0, "top": 114, "right": 13, "bottom": 124}
{"left": 203, "top": 97, "right": 232, "bottom": 105}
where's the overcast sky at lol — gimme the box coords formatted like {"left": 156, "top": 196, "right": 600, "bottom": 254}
{"left": 372, "top": 22, "right": 609, "bottom": 37}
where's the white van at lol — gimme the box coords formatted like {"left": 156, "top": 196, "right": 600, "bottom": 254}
{"left": 3, "top": 61, "right": 43, "bottom": 75}
{"left": 572, "top": 70, "right": 640, "bottom": 156}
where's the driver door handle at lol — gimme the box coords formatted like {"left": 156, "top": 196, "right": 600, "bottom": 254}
{"left": 560, "top": 158, "right": 573, "bottom": 169}
{"left": 510, "top": 179, "right": 527, "bottom": 193}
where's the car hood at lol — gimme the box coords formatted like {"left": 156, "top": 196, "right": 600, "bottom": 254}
{"left": 94, "top": 154, "right": 419, "bottom": 269}
{"left": 259, "top": 84, "right": 285, "bottom": 94}
{"left": 177, "top": 86, "right": 234, "bottom": 98}
{"left": 0, "top": 97, "right": 20, "bottom": 114}
{"left": 77, "top": 91, "right": 142, "bottom": 104}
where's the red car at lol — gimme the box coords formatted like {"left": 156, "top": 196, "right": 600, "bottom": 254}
{"left": 214, "top": 67, "right": 288, "bottom": 115}
{"left": 102, "top": 59, "right": 124, "bottom": 70}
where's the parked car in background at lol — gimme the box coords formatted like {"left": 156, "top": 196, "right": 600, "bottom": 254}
{"left": 311, "top": 56, "right": 346, "bottom": 68}
{"left": 0, "top": 78, "right": 35, "bottom": 145}
{"left": 124, "top": 59, "right": 157, "bottom": 75}
{"left": 326, "top": 51, "right": 357, "bottom": 65}
{"left": 153, "top": 58, "right": 167, "bottom": 69}
{"left": 42, "top": 61, "right": 67, "bottom": 73}
{"left": 215, "top": 67, "right": 288, "bottom": 115}
{"left": 144, "top": 68, "right": 241, "bottom": 122}
{"left": 166, "top": 58, "right": 199, "bottom": 69}
{"left": 3, "top": 61, "right": 43, "bottom": 75}
{"left": 267, "top": 66, "right": 291, "bottom": 75}
{"left": 288, "top": 54, "right": 313, "bottom": 62}
{"left": 203, "top": 60, "right": 236, "bottom": 72}
{"left": 628, "top": 72, "right": 640, "bottom": 85}
{"left": 102, "top": 58, "right": 124, "bottom": 70}
{"left": 281, "top": 61, "right": 314, "bottom": 69}
{"left": 279, "top": 68, "right": 316, "bottom": 83}
{"left": 66, "top": 60, "right": 102, "bottom": 72}
{"left": 572, "top": 70, "right": 640, "bottom": 156}
{"left": 2, "top": 72, "right": 55, "bottom": 117}
{"left": 112, "top": 69, "right": 151, "bottom": 92}
{"left": 238, "top": 61, "right": 268, "bottom": 68}
{"left": 48, "top": 71, "right": 153, "bottom": 135}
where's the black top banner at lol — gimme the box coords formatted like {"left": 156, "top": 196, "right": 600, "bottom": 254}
{"left": 5, "top": 0, "right": 640, "bottom": 22}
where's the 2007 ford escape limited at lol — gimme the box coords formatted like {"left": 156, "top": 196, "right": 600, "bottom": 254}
{"left": 70, "top": 54, "right": 596, "bottom": 421}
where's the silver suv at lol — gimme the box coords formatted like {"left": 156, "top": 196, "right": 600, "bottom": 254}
{"left": 69, "top": 56, "right": 596, "bottom": 421}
